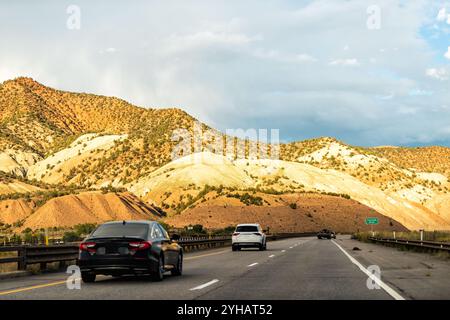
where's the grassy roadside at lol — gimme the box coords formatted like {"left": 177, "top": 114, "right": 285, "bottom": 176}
{"left": 353, "top": 231, "right": 450, "bottom": 259}
{"left": 354, "top": 230, "right": 450, "bottom": 242}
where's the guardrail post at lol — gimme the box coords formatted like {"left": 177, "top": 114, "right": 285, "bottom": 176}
{"left": 393, "top": 231, "right": 396, "bottom": 239}
{"left": 59, "top": 261, "right": 66, "bottom": 269}
{"left": 18, "top": 247, "right": 26, "bottom": 271}
{"left": 420, "top": 229, "right": 424, "bottom": 242}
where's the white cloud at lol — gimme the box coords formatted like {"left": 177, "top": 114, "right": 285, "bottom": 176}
{"left": 295, "top": 53, "right": 317, "bottom": 62}
{"left": 165, "top": 31, "right": 261, "bottom": 53}
{"left": 445, "top": 46, "right": 450, "bottom": 59}
{"left": 0, "top": 0, "right": 449, "bottom": 146}
{"left": 329, "top": 58, "right": 360, "bottom": 66}
{"left": 436, "top": 7, "right": 450, "bottom": 23}
{"left": 437, "top": 8, "right": 447, "bottom": 21}
{"left": 408, "top": 89, "right": 433, "bottom": 96}
{"left": 426, "top": 67, "right": 449, "bottom": 80}
{"left": 98, "top": 47, "right": 117, "bottom": 55}
{"left": 377, "top": 92, "right": 394, "bottom": 100}
{"left": 252, "top": 49, "right": 317, "bottom": 63}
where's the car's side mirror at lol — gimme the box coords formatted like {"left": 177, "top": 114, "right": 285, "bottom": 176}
{"left": 262, "top": 229, "right": 267, "bottom": 233}
{"left": 170, "top": 233, "right": 181, "bottom": 241}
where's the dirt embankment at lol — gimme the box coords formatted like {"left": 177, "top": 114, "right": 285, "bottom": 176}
{"left": 0, "top": 191, "right": 163, "bottom": 231}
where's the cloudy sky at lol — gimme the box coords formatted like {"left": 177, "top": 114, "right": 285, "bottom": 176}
{"left": 1, "top": 0, "right": 449, "bottom": 146}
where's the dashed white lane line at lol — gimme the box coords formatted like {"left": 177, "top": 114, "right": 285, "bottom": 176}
{"left": 185, "top": 249, "right": 228, "bottom": 261}
{"left": 269, "top": 254, "right": 275, "bottom": 258}
{"left": 190, "top": 279, "right": 220, "bottom": 291}
{"left": 331, "top": 240, "right": 405, "bottom": 301}
{"left": 247, "top": 262, "right": 259, "bottom": 267}
{"left": 289, "top": 246, "right": 293, "bottom": 249}
{"left": 281, "top": 250, "right": 286, "bottom": 252}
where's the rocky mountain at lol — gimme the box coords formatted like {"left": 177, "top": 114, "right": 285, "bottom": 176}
{"left": 1, "top": 77, "right": 450, "bottom": 232}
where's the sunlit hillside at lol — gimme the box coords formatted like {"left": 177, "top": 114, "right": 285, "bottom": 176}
{"left": 1, "top": 78, "right": 450, "bottom": 231}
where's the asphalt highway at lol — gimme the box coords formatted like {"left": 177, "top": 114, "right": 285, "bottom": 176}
{"left": 0, "top": 236, "right": 449, "bottom": 300}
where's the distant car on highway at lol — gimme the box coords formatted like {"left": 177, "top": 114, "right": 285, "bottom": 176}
{"left": 317, "top": 229, "right": 336, "bottom": 239}
{"left": 77, "top": 220, "right": 183, "bottom": 283}
{"left": 232, "top": 224, "right": 267, "bottom": 251}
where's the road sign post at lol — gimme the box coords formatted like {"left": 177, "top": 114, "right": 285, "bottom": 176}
{"left": 365, "top": 217, "right": 379, "bottom": 237}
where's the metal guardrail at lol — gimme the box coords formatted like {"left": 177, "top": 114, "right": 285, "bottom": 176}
{"left": 0, "top": 233, "right": 314, "bottom": 273}
{"left": 267, "top": 232, "right": 317, "bottom": 241}
{"left": 369, "top": 237, "right": 450, "bottom": 252}
{"left": 0, "top": 245, "right": 79, "bottom": 270}
{"left": 179, "top": 235, "right": 231, "bottom": 252}
{"left": 0, "top": 239, "right": 231, "bottom": 271}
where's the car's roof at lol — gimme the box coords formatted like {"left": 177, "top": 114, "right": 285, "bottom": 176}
{"left": 236, "top": 223, "right": 260, "bottom": 227}
{"left": 101, "top": 220, "right": 156, "bottom": 226}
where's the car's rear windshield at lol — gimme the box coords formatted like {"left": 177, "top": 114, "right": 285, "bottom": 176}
{"left": 90, "top": 223, "right": 149, "bottom": 239}
{"left": 236, "top": 225, "right": 258, "bottom": 232}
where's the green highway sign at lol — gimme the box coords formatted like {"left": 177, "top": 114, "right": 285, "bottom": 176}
{"left": 365, "top": 217, "right": 379, "bottom": 225}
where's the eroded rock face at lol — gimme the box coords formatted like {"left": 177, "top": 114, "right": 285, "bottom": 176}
{"left": 0, "top": 149, "right": 41, "bottom": 177}
{"left": 26, "top": 133, "right": 127, "bottom": 183}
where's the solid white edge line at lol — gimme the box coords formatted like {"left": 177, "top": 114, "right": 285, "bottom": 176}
{"left": 189, "top": 279, "right": 220, "bottom": 291}
{"left": 247, "top": 262, "right": 259, "bottom": 267}
{"left": 331, "top": 240, "right": 405, "bottom": 300}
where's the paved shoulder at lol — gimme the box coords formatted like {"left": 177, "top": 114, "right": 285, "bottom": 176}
{"left": 337, "top": 237, "right": 450, "bottom": 300}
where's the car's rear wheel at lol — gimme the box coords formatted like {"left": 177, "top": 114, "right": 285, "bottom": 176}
{"left": 232, "top": 245, "right": 238, "bottom": 251}
{"left": 171, "top": 252, "right": 183, "bottom": 276}
{"left": 259, "top": 243, "right": 264, "bottom": 251}
{"left": 81, "top": 272, "right": 96, "bottom": 283}
{"left": 151, "top": 255, "right": 164, "bottom": 281}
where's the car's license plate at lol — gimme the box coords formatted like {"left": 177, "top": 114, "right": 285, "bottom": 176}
{"left": 98, "top": 245, "right": 130, "bottom": 255}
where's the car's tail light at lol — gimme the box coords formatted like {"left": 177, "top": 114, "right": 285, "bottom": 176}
{"left": 232, "top": 232, "right": 240, "bottom": 236}
{"left": 79, "top": 242, "right": 96, "bottom": 253}
{"left": 253, "top": 232, "right": 262, "bottom": 236}
{"left": 129, "top": 241, "right": 152, "bottom": 251}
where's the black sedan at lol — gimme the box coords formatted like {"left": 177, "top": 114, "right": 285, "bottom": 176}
{"left": 317, "top": 229, "right": 336, "bottom": 239}
{"left": 77, "top": 220, "right": 183, "bottom": 283}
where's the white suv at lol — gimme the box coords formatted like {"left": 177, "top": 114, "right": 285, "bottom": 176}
{"left": 232, "top": 224, "right": 267, "bottom": 251}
